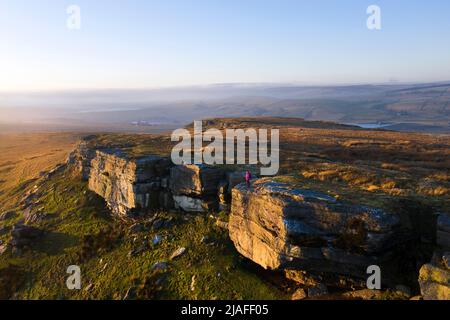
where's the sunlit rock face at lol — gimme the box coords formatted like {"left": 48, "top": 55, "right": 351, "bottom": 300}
{"left": 169, "top": 164, "right": 225, "bottom": 196}
{"left": 169, "top": 164, "right": 225, "bottom": 212}
{"left": 88, "top": 150, "right": 172, "bottom": 216}
{"left": 67, "top": 141, "right": 98, "bottom": 180}
{"left": 229, "top": 178, "right": 402, "bottom": 280}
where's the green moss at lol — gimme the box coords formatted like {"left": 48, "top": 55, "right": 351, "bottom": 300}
{"left": 0, "top": 169, "right": 287, "bottom": 300}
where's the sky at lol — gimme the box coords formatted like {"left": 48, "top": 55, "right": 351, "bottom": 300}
{"left": 0, "top": 0, "right": 450, "bottom": 92}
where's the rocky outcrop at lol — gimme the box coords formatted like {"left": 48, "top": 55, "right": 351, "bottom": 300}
{"left": 67, "top": 140, "right": 99, "bottom": 180}
{"left": 88, "top": 150, "right": 172, "bottom": 216}
{"left": 419, "top": 253, "right": 450, "bottom": 300}
{"left": 229, "top": 178, "right": 403, "bottom": 282}
{"left": 419, "top": 212, "right": 450, "bottom": 300}
{"left": 170, "top": 164, "right": 224, "bottom": 196}
{"left": 169, "top": 164, "right": 225, "bottom": 212}
{"left": 173, "top": 195, "right": 206, "bottom": 212}
{"left": 69, "top": 138, "right": 255, "bottom": 215}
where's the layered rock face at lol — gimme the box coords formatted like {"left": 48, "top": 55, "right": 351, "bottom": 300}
{"left": 419, "top": 213, "right": 450, "bottom": 300}
{"left": 170, "top": 164, "right": 224, "bottom": 196}
{"left": 69, "top": 141, "right": 231, "bottom": 215}
{"left": 67, "top": 140, "right": 99, "bottom": 180}
{"left": 169, "top": 164, "right": 225, "bottom": 212}
{"left": 88, "top": 150, "right": 172, "bottom": 216}
{"left": 229, "top": 178, "right": 402, "bottom": 280}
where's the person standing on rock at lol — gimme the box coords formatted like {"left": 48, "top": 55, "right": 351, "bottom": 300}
{"left": 245, "top": 170, "right": 252, "bottom": 188}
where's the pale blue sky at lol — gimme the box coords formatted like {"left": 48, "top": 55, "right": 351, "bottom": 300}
{"left": 1, "top": 0, "right": 449, "bottom": 91}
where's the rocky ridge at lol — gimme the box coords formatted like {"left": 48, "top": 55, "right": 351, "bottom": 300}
{"left": 65, "top": 138, "right": 447, "bottom": 296}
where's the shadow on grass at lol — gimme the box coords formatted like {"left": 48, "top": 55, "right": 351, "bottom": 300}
{"left": 33, "top": 231, "right": 79, "bottom": 256}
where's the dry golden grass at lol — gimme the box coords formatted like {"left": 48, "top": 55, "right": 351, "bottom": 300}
{"left": 1, "top": 117, "right": 448, "bottom": 211}
{"left": 280, "top": 127, "right": 449, "bottom": 195}
{"left": 0, "top": 132, "right": 80, "bottom": 210}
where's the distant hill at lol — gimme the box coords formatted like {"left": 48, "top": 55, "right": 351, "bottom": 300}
{"left": 1, "top": 82, "right": 449, "bottom": 133}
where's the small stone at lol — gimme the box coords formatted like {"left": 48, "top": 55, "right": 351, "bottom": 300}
{"left": 170, "top": 247, "right": 187, "bottom": 260}
{"left": 307, "top": 283, "right": 328, "bottom": 297}
{"left": 291, "top": 288, "right": 307, "bottom": 300}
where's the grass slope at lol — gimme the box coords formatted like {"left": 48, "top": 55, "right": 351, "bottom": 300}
{"left": 0, "top": 168, "right": 286, "bottom": 300}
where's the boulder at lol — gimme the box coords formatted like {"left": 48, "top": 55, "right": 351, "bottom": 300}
{"left": 170, "top": 247, "right": 187, "bottom": 260}
{"left": 170, "top": 164, "right": 224, "bottom": 196}
{"left": 419, "top": 261, "right": 450, "bottom": 300}
{"left": 173, "top": 195, "right": 206, "bottom": 213}
{"left": 291, "top": 288, "right": 307, "bottom": 300}
{"left": 88, "top": 150, "right": 171, "bottom": 216}
{"left": 229, "top": 178, "right": 402, "bottom": 281}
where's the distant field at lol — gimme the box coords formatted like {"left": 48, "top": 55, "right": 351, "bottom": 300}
{"left": 0, "top": 133, "right": 80, "bottom": 210}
